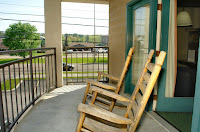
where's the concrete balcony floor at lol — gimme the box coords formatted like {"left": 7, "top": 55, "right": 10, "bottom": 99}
{"left": 13, "top": 85, "right": 179, "bottom": 132}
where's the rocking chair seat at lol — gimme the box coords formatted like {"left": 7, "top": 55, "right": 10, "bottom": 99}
{"left": 83, "top": 117, "right": 127, "bottom": 132}
{"left": 78, "top": 103, "right": 132, "bottom": 125}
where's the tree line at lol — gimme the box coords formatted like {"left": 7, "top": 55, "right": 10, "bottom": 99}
{"left": 62, "top": 33, "right": 107, "bottom": 46}
{"left": 1, "top": 22, "right": 108, "bottom": 57}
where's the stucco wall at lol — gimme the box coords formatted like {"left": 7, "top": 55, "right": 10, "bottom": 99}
{"left": 45, "top": 0, "right": 63, "bottom": 87}
{"left": 109, "top": 0, "right": 131, "bottom": 77}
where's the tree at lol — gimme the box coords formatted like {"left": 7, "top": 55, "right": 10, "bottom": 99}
{"left": 89, "top": 35, "right": 101, "bottom": 44}
{"left": 65, "top": 35, "right": 68, "bottom": 47}
{"left": 3, "top": 22, "right": 41, "bottom": 58}
{"left": 85, "top": 35, "right": 89, "bottom": 43}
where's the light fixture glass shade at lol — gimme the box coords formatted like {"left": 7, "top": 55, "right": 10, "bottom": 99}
{"left": 177, "top": 11, "right": 192, "bottom": 26}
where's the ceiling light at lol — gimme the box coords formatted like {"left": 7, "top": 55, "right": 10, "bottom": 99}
{"left": 177, "top": 11, "right": 192, "bottom": 26}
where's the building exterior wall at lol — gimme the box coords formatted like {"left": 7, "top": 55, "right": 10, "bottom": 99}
{"left": 0, "top": 38, "right": 8, "bottom": 51}
{"left": 109, "top": 0, "right": 131, "bottom": 78}
{"left": 101, "top": 35, "right": 109, "bottom": 45}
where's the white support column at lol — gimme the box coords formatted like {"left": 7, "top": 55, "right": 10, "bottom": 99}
{"left": 44, "top": 0, "right": 63, "bottom": 87}
{"left": 153, "top": 0, "right": 162, "bottom": 111}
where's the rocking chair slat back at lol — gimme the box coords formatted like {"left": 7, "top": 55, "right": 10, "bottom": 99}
{"left": 125, "top": 50, "right": 166, "bottom": 132}
{"left": 116, "top": 47, "right": 135, "bottom": 93}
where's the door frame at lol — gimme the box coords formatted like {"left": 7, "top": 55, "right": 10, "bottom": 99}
{"left": 125, "top": 0, "right": 157, "bottom": 93}
{"left": 125, "top": 0, "right": 157, "bottom": 110}
{"left": 156, "top": 0, "right": 194, "bottom": 112}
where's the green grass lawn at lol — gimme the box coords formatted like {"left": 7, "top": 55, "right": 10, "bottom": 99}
{"left": 63, "top": 76, "right": 98, "bottom": 79}
{"left": 1, "top": 79, "right": 20, "bottom": 90}
{"left": 64, "top": 57, "right": 108, "bottom": 63}
{"left": 0, "top": 57, "right": 108, "bottom": 64}
{"left": 0, "top": 76, "right": 100, "bottom": 90}
{"left": 0, "top": 59, "right": 20, "bottom": 64}
{"left": 63, "top": 71, "right": 107, "bottom": 74}
{"left": 34, "top": 71, "right": 107, "bottom": 75}
{"left": 63, "top": 71, "right": 96, "bottom": 74}
{"left": 32, "top": 53, "right": 46, "bottom": 56}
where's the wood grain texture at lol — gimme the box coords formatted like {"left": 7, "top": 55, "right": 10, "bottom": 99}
{"left": 131, "top": 101, "right": 138, "bottom": 116}
{"left": 85, "top": 79, "right": 117, "bottom": 90}
{"left": 91, "top": 86, "right": 130, "bottom": 102}
{"left": 76, "top": 112, "right": 86, "bottom": 132}
{"left": 143, "top": 72, "right": 151, "bottom": 83}
{"left": 82, "top": 83, "right": 91, "bottom": 104}
{"left": 78, "top": 103, "right": 132, "bottom": 124}
{"left": 91, "top": 92, "right": 98, "bottom": 104}
{"left": 128, "top": 110, "right": 134, "bottom": 121}
{"left": 126, "top": 51, "right": 166, "bottom": 132}
{"left": 83, "top": 117, "right": 126, "bottom": 132}
{"left": 81, "top": 128, "right": 91, "bottom": 132}
{"left": 139, "top": 82, "right": 146, "bottom": 94}
{"left": 97, "top": 71, "right": 119, "bottom": 81}
{"left": 135, "top": 92, "right": 142, "bottom": 104}
{"left": 125, "top": 50, "right": 155, "bottom": 118}
{"left": 146, "top": 63, "right": 155, "bottom": 72}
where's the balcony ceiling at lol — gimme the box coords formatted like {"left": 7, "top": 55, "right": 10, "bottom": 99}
{"left": 62, "top": 0, "right": 108, "bottom": 4}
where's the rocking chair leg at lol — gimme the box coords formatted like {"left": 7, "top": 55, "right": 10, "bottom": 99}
{"left": 109, "top": 100, "right": 116, "bottom": 112}
{"left": 82, "top": 83, "right": 90, "bottom": 104}
{"left": 97, "top": 74, "right": 101, "bottom": 82}
{"left": 76, "top": 112, "right": 86, "bottom": 132}
{"left": 91, "top": 92, "right": 98, "bottom": 104}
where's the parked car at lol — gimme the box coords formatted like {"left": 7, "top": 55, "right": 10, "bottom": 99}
{"left": 63, "top": 63, "right": 74, "bottom": 71}
{"left": 78, "top": 49, "right": 84, "bottom": 51}
{"left": 67, "top": 50, "right": 73, "bottom": 53}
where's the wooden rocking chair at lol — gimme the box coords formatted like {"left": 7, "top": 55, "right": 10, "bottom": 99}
{"left": 76, "top": 50, "right": 166, "bottom": 132}
{"left": 82, "top": 46, "right": 135, "bottom": 111}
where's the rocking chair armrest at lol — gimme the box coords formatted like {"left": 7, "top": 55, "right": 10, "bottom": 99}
{"left": 90, "top": 86, "right": 130, "bottom": 102}
{"left": 97, "top": 71, "right": 119, "bottom": 82}
{"left": 78, "top": 103, "right": 132, "bottom": 124}
{"left": 85, "top": 79, "right": 116, "bottom": 90}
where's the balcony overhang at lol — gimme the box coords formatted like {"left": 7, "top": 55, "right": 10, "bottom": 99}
{"left": 61, "top": 0, "right": 108, "bottom": 4}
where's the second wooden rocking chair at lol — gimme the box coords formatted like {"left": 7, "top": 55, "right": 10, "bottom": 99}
{"left": 82, "top": 46, "right": 135, "bottom": 111}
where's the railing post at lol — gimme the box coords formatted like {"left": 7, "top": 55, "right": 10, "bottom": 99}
{"left": 0, "top": 76, "right": 5, "bottom": 132}
{"left": 54, "top": 48, "right": 57, "bottom": 88}
{"left": 65, "top": 47, "right": 68, "bottom": 85}
{"left": 29, "top": 50, "right": 35, "bottom": 105}
{"left": 108, "top": 47, "right": 109, "bottom": 75}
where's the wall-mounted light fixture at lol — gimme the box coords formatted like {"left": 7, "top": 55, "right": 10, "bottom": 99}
{"left": 177, "top": 10, "right": 192, "bottom": 26}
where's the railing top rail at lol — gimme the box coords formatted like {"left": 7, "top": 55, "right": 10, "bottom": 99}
{"left": 66, "top": 46, "right": 109, "bottom": 49}
{"left": 0, "top": 53, "right": 54, "bottom": 68}
{"left": 0, "top": 47, "right": 56, "bottom": 55}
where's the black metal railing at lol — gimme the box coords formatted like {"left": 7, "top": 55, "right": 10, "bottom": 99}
{"left": 65, "top": 47, "right": 109, "bottom": 84}
{"left": 0, "top": 48, "right": 57, "bottom": 132}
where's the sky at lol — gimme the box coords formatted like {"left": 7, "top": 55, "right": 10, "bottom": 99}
{"left": 0, "top": 0, "right": 109, "bottom": 35}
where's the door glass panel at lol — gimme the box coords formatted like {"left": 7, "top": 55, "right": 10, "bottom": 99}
{"left": 132, "top": 5, "right": 150, "bottom": 85}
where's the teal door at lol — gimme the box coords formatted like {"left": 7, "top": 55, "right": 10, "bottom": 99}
{"left": 125, "top": 0, "right": 157, "bottom": 95}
